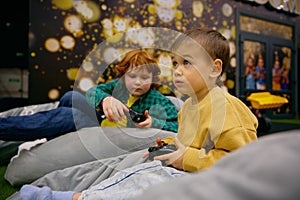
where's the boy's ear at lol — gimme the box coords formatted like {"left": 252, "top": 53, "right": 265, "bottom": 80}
{"left": 210, "top": 59, "right": 222, "bottom": 78}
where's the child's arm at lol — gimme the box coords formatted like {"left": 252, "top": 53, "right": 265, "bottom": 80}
{"left": 85, "top": 79, "right": 118, "bottom": 109}
{"left": 146, "top": 96, "right": 179, "bottom": 133}
{"left": 153, "top": 137, "right": 186, "bottom": 170}
{"left": 182, "top": 127, "right": 257, "bottom": 172}
{"left": 142, "top": 136, "right": 176, "bottom": 159}
{"left": 151, "top": 117, "right": 178, "bottom": 133}
{"left": 102, "top": 96, "right": 129, "bottom": 121}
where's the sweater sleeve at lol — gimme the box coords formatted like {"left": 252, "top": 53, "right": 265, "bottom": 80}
{"left": 151, "top": 116, "right": 178, "bottom": 133}
{"left": 182, "top": 127, "right": 257, "bottom": 172}
{"left": 85, "top": 79, "right": 117, "bottom": 109}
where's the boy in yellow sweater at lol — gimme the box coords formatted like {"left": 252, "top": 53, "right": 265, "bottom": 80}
{"left": 149, "top": 27, "right": 258, "bottom": 171}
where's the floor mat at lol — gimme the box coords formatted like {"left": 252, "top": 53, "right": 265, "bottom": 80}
{"left": 0, "top": 166, "right": 19, "bottom": 200}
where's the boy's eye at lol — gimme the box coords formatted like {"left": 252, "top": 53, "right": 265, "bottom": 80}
{"left": 142, "top": 76, "right": 150, "bottom": 80}
{"left": 172, "top": 61, "right": 178, "bottom": 69}
{"left": 184, "top": 60, "right": 191, "bottom": 66}
{"left": 127, "top": 74, "right": 136, "bottom": 78}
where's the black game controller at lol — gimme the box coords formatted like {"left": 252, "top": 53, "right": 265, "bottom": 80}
{"left": 148, "top": 142, "right": 177, "bottom": 166}
{"left": 100, "top": 108, "right": 146, "bottom": 123}
{"left": 128, "top": 108, "right": 147, "bottom": 123}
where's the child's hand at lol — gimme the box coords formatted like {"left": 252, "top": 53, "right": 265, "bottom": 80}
{"left": 154, "top": 137, "right": 185, "bottom": 170}
{"left": 135, "top": 110, "right": 152, "bottom": 128}
{"left": 142, "top": 137, "right": 163, "bottom": 158}
{"left": 102, "top": 97, "right": 129, "bottom": 121}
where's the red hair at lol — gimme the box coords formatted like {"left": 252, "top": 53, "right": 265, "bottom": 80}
{"left": 116, "top": 49, "right": 161, "bottom": 82}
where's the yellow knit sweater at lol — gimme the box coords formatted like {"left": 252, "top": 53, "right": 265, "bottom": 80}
{"left": 164, "top": 87, "right": 258, "bottom": 172}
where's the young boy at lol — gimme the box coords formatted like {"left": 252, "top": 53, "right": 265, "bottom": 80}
{"left": 151, "top": 27, "right": 258, "bottom": 171}
{"left": 0, "top": 49, "right": 178, "bottom": 142}
{"left": 18, "top": 28, "right": 258, "bottom": 200}
{"left": 85, "top": 49, "right": 178, "bottom": 132}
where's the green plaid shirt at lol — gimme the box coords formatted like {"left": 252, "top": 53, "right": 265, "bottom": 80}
{"left": 86, "top": 78, "right": 178, "bottom": 132}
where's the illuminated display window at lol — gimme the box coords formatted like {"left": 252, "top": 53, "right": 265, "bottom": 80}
{"left": 240, "top": 15, "right": 293, "bottom": 40}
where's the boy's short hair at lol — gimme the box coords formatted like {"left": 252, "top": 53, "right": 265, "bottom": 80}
{"left": 172, "top": 27, "right": 230, "bottom": 74}
{"left": 116, "top": 49, "right": 161, "bottom": 82}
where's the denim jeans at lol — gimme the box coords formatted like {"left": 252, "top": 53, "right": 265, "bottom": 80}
{"left": 0, "top": 91, "right": 99, "bottom": 141}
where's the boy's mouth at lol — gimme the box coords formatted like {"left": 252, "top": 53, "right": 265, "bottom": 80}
{"left": 132, "top": 88, "right": 143, "bottom": 92}
{"left": 174, "top": 80, "right": 185, "bottom": 85}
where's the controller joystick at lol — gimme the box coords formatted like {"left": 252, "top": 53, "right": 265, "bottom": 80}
{"left": 100, "top": 108, "right": 146, "bottom": 123}
{"left": 148, "top": 139, "right": 177, "bottom": 166}
{"left": 128, "top": 108, "right": 147, "bottom": 123}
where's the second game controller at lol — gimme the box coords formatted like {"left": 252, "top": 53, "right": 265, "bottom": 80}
{"left": 100, "top": 108, "right": 146, "bottom": 123}
{"left": 128, "top": 108, "right": 147, "bottom": 123}
{"left": 148, "top": 142, "right": 177, "bottom": 165}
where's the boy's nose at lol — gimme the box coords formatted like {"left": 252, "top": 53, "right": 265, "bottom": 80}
{"left": 135, "top": 78, "right": 142, "bottom": 85}
{"left": 174, "top": 68, "right": 183, "bottom": 76}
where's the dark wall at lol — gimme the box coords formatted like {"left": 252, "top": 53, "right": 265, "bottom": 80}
{"left": 298, "top": 48, "right": 300, "bottom": 118}
{"left": 0, "top": 1, "right": 28, "bottom": 68}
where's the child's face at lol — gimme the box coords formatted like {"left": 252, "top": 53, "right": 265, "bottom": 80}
{"left": 274, "top": 61, "right": 280, "bottom": 68}
{"left": 257, "top": 59, "right": 264, "bottom": 68}
{"left": 247, "top": 58, "right": 254, "bottom": 67}
{"left": 171, "top": 41, "right": 212, "bottom": 96}
{"left": 124, "top": 67, "right": 153, "bottom": 97}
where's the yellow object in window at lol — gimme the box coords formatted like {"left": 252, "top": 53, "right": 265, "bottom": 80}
{"left": 246, "top": 92, "right": 288, "bottom": 109}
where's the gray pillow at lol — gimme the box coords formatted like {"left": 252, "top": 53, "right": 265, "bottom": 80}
{"left": 0, "top": 102, "right": 59, "bottom": 166}
{"left": 5, "top": 127, "right": 176, "bottom": 186}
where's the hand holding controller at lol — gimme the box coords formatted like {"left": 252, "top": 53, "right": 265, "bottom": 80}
{"left": 100, "top": 107, "right": 146, "bottom": 123}
{"left": 128, "top": 108, "right": 147, "bottom": 123}
{"left": 148, "top": 138, "right": 177, "bottom": 165}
